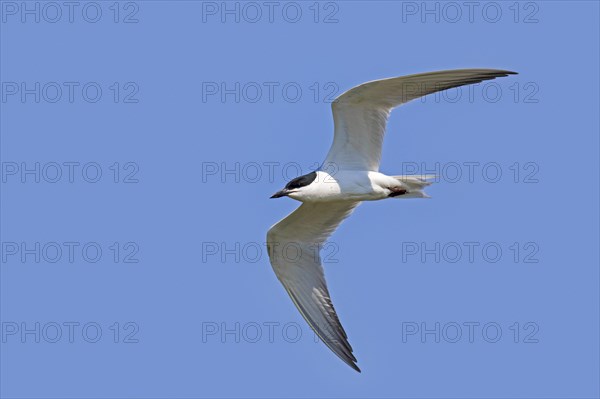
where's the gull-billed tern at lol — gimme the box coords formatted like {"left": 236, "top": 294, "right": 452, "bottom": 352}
{"left": 267, "top": 69, "right": 517, "bottom": 372}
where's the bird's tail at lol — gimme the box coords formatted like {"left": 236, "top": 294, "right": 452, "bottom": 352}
{"left": 392, "top": 174, "right": 436, "bottom": 198}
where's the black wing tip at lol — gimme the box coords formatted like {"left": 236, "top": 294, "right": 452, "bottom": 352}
{"left": 464, "top": 69, "right": 518, "bottom": 77}
{"left": 495, "top": 70, "right": 518, "bottom": 76}
{"left": 342, "top": 353, "right": 361, "bottom": 372}
{"left": 431, "top": 68, "right": 518, "bottom": 76}
{"left": 476, "top": 69, "right": 517, "bottom": 77}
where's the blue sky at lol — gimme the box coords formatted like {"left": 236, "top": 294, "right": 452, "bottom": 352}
{"left": 1, "top": 1, "right": 599, "bottom": 398}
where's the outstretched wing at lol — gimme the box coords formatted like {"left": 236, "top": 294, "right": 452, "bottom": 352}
{"left": 324, "top": 69, "right": 517, "bottom": 171}
{"left": 267, "top": 201, "right": 361, "bottom": 372}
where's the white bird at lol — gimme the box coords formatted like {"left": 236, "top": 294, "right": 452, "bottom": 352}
{"left": 267, "top": 69, "right": 517, "bottom": 372}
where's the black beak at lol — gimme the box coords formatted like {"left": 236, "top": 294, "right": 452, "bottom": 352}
{"left": 270, "top": 189, "right": 289, "bottom": 199}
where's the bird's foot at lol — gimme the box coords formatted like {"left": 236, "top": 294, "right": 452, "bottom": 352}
{"left": 388, "top": 187, "right": 408, "bottom": 197}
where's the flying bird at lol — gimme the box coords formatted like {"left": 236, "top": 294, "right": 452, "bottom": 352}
{"left": 266, "top": 69, "right": 517, "bottom": 372}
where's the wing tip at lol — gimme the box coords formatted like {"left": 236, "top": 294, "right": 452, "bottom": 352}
{"left": 468, "top": 68, "right": 518, "bottom": 75}
{"left": 331, "top": 343, "right": 361, "bottom": 372}
{"left": 337, "top": 351, "right": 361, "bottom": 372}
{"left": 349, "top": 361, "right": 362, "bottom": 373}
{"left": 495, "top": 69, "right": 518, "bottom": 76}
